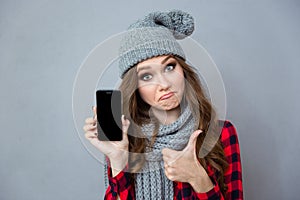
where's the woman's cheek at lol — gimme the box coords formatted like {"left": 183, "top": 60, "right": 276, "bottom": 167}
{"left": 138, "top": 85, "right": 156, "bottom": 105}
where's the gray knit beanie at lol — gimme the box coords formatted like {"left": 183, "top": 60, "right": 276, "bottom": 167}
{"left": 119, "top": 10, "right": 194, "bottom": 78}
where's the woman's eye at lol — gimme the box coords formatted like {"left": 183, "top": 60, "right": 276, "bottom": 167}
{"left": 141, "top": 74, "right": 152, "bottom": 81}
{"left": 165, "top": 63, "right": 176, "bottom": 72}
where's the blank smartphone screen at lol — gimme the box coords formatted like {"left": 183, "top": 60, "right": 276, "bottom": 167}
{"left": 96, "top": 90, "right": 122, "bottom": 141}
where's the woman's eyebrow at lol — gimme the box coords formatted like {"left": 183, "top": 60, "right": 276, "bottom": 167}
{"left": 137, "top": 66, "right": 151, "bottom": 73}
{"left": 161, "top": 55, "right": 174, "bottom": 64}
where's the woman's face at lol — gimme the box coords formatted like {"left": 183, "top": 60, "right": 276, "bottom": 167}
{"left": 136, "top": 55, "right": 185, "bottom": 112}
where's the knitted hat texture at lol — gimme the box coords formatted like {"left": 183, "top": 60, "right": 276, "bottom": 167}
{"left": 119, "top": 10, "right": 194, "bottom": 78}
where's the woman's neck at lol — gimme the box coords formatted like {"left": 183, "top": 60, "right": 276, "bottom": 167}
{"left": 151, "top": 106, "right": 181, "bottom": 125}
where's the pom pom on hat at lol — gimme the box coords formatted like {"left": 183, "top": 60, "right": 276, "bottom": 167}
{"left": 167, "top": 10, "right": 194, "bottom": 39}
{"left": 119, "top": 10, "right": 195, "bottom": 78}
{"left": 128, "top": 9, "right": 194, "bottom": 39}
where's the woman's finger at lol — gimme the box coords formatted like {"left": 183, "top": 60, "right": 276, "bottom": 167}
{"left": 85, "top": 117, "right": 95, "bottom": 124}
{"left": 83, "top": 124, "right": 96, "bottom": 132}
{"left": 83, "top": 123, "right": 97, "bottom": 132}
{"left": 121, "top": 115, "right": 130, "bottom": 136}
{"left": 85, "top": 131, "right": 98, "bottom": 140}
{"left": 92, "top": 106, "right": 97, "bottom": 119}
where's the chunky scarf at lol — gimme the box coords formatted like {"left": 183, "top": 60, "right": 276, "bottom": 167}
{"left": 105, "top": 106, "right": 196, "bottom": 199}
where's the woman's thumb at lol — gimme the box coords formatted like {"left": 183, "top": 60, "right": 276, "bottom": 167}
{"left": 186, "top": 130, "right": 202, "bottom": 150}
{"left": 92, "top": 106, "right": 97, "bottom": 119}
{"left": 121, "top": 115, "right": 130, "bottom": 136}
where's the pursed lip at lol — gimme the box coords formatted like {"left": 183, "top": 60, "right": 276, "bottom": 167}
{"left": 159, "top": 92, "right": 175, "bottom": 101}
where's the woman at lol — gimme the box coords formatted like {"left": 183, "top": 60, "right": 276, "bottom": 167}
{"left": 83, "top": 10, "right": 243, "bottom": 200}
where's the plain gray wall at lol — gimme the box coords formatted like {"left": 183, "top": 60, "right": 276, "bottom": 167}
{"left": 1, "top": 0, "right": 299, "bottom": 199}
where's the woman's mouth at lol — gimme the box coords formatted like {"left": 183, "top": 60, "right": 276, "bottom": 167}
{"left": 159, "top": 92, "right": 174, "bottom": 101}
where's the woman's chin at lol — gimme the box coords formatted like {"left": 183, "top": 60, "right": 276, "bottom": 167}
{"left": 154, "top": 102, "right": 181, "bottom": 112}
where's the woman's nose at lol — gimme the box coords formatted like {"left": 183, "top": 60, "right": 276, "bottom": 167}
{"left": 157, "top": 75, "right": 171, "bottom": 90}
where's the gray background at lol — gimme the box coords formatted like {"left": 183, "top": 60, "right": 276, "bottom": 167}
{"left": 1, "top": 0, "right": 299, "bottom": 199}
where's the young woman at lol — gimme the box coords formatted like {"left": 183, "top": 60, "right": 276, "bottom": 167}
{"left": 83, "top": 10, "right": 243, "bottom": 200}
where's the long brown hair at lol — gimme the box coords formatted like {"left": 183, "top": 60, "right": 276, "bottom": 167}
{"left": 119, "top": 55, "right": 229, "bottom": 196}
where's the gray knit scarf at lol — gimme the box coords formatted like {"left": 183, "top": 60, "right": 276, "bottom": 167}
{"left": 104, "top": 106, "right": 196, "bottom": 200}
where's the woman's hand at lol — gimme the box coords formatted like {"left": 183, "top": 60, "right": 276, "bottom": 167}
{"left": 83, "top": 106, "right": 130, "bottom": 176}
{"left": 162, "top": 130, "right": 214, "bottom": 193}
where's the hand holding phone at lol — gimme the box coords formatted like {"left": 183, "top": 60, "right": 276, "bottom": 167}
{"left": 84, "top": 105, "right": 129, "bottom": 175}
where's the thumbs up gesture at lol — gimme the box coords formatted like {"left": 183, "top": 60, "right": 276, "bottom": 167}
{"left": 162, "top": 130, "right": 214, "bottom": 193}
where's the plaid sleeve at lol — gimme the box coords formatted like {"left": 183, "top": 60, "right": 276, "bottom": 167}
{"left": 188, "top": 120, "right": 243, "bottom": 200}
{"left": 176, "top": 177, "right": 224, "bottom": 200}
{"left": 104, "top": 162, "right": 135, "bottom": 200}
{"left": 220, "top": 121, "right": 243, "bottom": 199}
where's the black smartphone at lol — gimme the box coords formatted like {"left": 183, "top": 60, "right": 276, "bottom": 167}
{"left": 96, "top": 90, "right": 123, "bottom": 141}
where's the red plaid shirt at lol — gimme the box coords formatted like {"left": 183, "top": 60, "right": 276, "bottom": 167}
{"left": 104, "top": 121, "right": 243, "bottom": 199}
